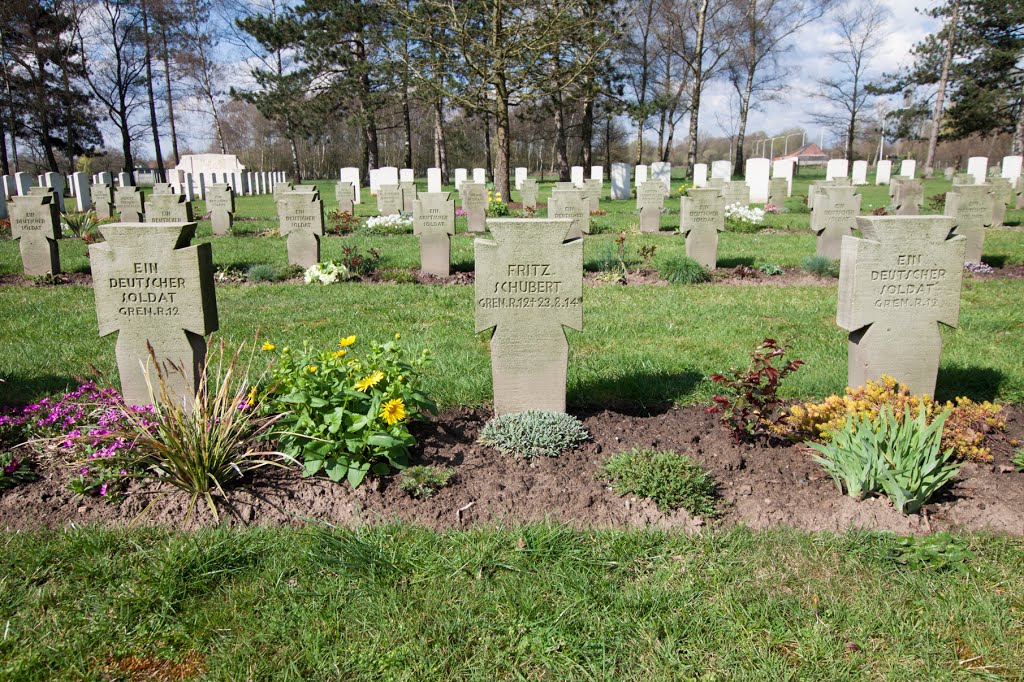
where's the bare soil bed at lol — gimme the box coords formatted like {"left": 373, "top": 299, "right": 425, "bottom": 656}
{"left": 3, "top": 405, "right": 1022, "bottom": 534}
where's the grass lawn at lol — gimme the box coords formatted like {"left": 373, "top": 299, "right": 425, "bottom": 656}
{"left": 1, "top": 524, "right": 1022, "bottom": 680}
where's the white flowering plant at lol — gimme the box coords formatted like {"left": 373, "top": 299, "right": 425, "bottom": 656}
{"left": 724, "top": 203, "right": 766, "bottom": 233}
{"left": 363, "top": 214, "right": 413, "bottom": 235}
{"left": 304, "top": 261, "right": 350, "bottom": 284}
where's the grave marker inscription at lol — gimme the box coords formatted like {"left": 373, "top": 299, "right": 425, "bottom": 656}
{"left": 10, "top": 193, "right": 61, "bottom": 275}
{"left": 461, "top": 182, "right": 488, "bottom": 233}
{"left": 413, "top": 191, "right": 456, "bottom": 276}
{"left": 206, "top": 184, "right": 235, "bottom": 236}
{"left": 636, "top": 181, "right": 665, "bottom": 233}
{"left": 944, "top": 184, "right": 994, "bottom": 263}
{"left": 278, "top": 192, "right": 325, "bottom": 267}
{"left": 679, "top": 188, "right": 725, "bottom": 269}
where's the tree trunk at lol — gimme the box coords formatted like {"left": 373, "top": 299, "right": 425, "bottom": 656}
{"left": 604, "top": 113, "right": 611, "bottom": 169}
{"left": 160, "top": 28, "right": 179, "bottom": 165}
{"left": 734, "top": 70, "right": 755, "bottom": 172}
{"left": 581, "top": 95, "right": 594, "bottom": 167}
{"left": 120, "top": 111, "right": 135, "bottom": 178}
{"left": 662, "top": 125, "right": 674, "bottom": 163}
{"left": 365, "top": 118, "right": 379, "bottom": 172}
{"left": 685, "top": 0, "right": 709, "bottom": 179}
{"left": 1014, "top": 80, "right": 1024, "bottom": 155}
{"left": 925, "top": 0, "right": 959, "bottom": 174}
{"left": 554, "top": 95, "right": 570, "bottom": 181}
{"left": 847, "top": 113, "right": 856, "bottom": 164}
{"left": 484, "top": 111, "right": 493, "bottom": 182}
{"left": 289, "top": 134, "right": 301, "bottom": 183}
{"left": 433, "top": 96, "right": 448, "bottom": 183}
{"left": 401, "top": 78, "right": 412, "bottom": 169}
{"left": 140, "top": 0, "right": 164, "bottom": 180}
{"left": 634, "top": 118, "right": 644, "bottom": 165}
{"left": 494, "top": 93, "right": 511, "bottom": 202}
{"left": 0, "top": 118, "right": 8, "bottom": 176}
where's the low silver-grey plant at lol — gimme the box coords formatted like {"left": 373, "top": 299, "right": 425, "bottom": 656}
{"left": 478, "top": 411, "right": 589, "bottom": 459}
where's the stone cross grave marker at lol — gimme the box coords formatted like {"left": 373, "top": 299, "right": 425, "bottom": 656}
{"left": 0, "top": 175, "right": 14, "bottom": 219}
{"left": 92, "top": 182, "right": 115, "bottom": 219}
{"left": 768, "top": 177, "right": 787, "bottom": 207}
{"left": 553, "top": 181, "right": 576, "bottom": 192}
{"left": 273, "top": 181, "right": 294, "bottom": 201}
{"left": 548, "top": 189, "right": 590, "bottom": 239}
{"left": 944, "top": 167, "right": 955, "bottom": 181}
{"left": 400, "top": 180, "right": 417, "bottom": 213}
{"left": 837, "top": 216, "right": 964, "bottom": 396}
{"left": 278, "top": 191, "right": 325, "bottom": 267}
{"left": 115, "top": 186, "right": 145, "bottom": 222}
{"left": 812, "top": 186, "right": 862, "bottom": 260}
{"left": 146, "top": 192, "right": 193, "bottom": 223}
{"left": 335, "top": 181, "right": 354, "bottom": 214}
{"left": 636, "top": 180, "right": 665, "bottom": 233}
{"left": 582, "top": 178, "right": 602, "bottom": 212}
{"left": 990, "top": 176, "right": 1012, "bottom": 226}
{"left": 461, "top": 182, "right": 488, "bottom": 233}
{"left": 90, "top": 221, "right": 218, "bottom": 407}
{"left": 10, "top": 193, "right": 61, "bottom": 275}
{"left": 206, "top": 184, "right": 235, "bottom": 236}
{"left": 952, "top": 173, "right": 974, "bottom": 186}
{"left": 889, "top": 178, "right": 923, "bottom": 215}
{"left": 520, "top": 178, "right": 538, "bottom": 210}
{"left": 377, "top": 183, "right": 402, "bottom": 216}
{"left": 721, "top": 180, "right": 750, "bottom": 207}
{"left": 152, "top": 183, "right": 173, "bottom": 195}
{"left": 944, "top": 183, "right": 994, "bottom": 263}
{"left": 475, "top": 218, "right": 583, "bottom": 415}
{"left": 679, "top": 188, "right": 725, "bottom": 269}
{"left": 413, "top": 191, "right": 455, "bottom": 276}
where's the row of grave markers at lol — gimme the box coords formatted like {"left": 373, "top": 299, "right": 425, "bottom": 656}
{"left": 74, "top": 209, "right": 963, "bottom": 419}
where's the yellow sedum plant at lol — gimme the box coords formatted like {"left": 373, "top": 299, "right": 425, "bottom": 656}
{"left": 781, "top": 376, "right": 1004, "bottom": 462}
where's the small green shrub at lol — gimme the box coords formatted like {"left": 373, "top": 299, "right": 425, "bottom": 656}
{"left": 478, "top": 411, "right": 589, "bottom": 459}
{"left": 789, "top": 202, "right": 810, "bottom": 214}
{"left": 1013, "top": 448, "right": 1024, "bottom": 472}
{"left": 246, "top": 263, "right": 280, "bottom": 282}
{"left": 657, "top": 255, "right": 711, "bottom": 284}
{"left": 378, "top": 267, "right": 416, "bottom": 283}
{"left": 0, "top": 451, "right": 36, "bottom": 490}
{"left": 61, "top": 210, "right": 104, "bottom": 239}
{"left": 808, "top": 405, "right": 961, "bottom": 514}
{"left": 802, "top": 255, "right": 840, "bottom": 278}
{"left": 399, "top": 465, "right": 454, "bottom": 499}
{"left": 264, "top": 335, "right": 436, "bottom": 487}
{"left": 599, "top": 448, "right": 718, "bottom": 515}
{"left": 759, "top": 263, "right": 784, "bottom": 276}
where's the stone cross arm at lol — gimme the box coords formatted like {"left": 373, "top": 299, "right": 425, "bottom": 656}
{"left": 837, "top": 216, "right": 964, "bottom": 333}
{"left": 90, "top": 223, "right": 219, "bottom": 338}
{"left": 475, "top": 219, "right": 583, "bottom": 336}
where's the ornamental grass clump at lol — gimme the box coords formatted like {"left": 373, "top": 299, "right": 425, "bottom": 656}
{"left": 263, "top": 334, "right": 436, "bottom": 488}
{"left": 808, "top": 405, "right": 961, "bottom": 514}
{"left": 657, "top": 255, "right": 711, "bottom": 284}
{"left": 478, "top": 411, "right": 589, "bottom": 459}
{"left": 801, "top": 255, "right": 840, "bottom": 278}
{"left": 88, "top": 340, "right": 294, "bottom": 521}
{"left": 781, "top": 376, "right": 1004, "bottom": 462}
{"left": 600, "top": 448, "right": 718, "bottom": 516}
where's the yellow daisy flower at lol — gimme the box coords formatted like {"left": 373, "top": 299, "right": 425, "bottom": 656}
{"left": 307, "top": 365, "right": 318, "bottom": 373}
{"left": 339, "top": 335, "right": 356, "bottom": 347}
{"left": 380, "top": 398, "right": 406, "bottom": 425}
{"left": 261, "top": 341, "right": 276, "bottom": 351}
{"left": 354, "top": 370, "right": 385, "bottom": 392}
{"left": 332, "top": 349, "right": 347, "bottom": 359}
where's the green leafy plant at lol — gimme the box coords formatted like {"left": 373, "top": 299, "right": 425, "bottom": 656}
{"left": 657, "top": 255, "right": 711, "bottom": 284}
{"left": 478, "top": 411, "right": 589, "bottom": 459}
{"left": 246, "top": 263, "right": 280, "bottom": 283}
{"left": 399, "top": 465, "right": 453, "bottom": 499}
{"left": 0, "top": 451, "right": 36, "bottom": 490}
{"left": 882, "top": 533, "right": 974, "bottom": 572}
{"left": 340, "top": 243, "right": 382, "bottom": 277}
{"left": 263, "top": 335, "right": 436, "bottom": 487}
{"left": 710, "top": 338, "right": 804, "bottom": 442}
{"left": 1013, "top": 448, "right": 1024, "bottom": 472}
{"left": 61, "top": 210, "right": 104, "bottom": 239}
{"left": 808, "top": 405, "right": 961, "bottom": 514}
{"left": 89, "top": 340, "right": 295, "bottom": 522}
{"left": 599, "top": 448, "right": 718, "bottom": 515}
{"left": 377, "top": 267, "right": 417, "bottom": 283}
{"left": 758, "top": 263, "right": 784, "bottom": 276}
{"left": 802, "top": 255, "right": 840, "bottom": 278}
{"left": 326, "top": 208, "right": 360, "bottom": 235}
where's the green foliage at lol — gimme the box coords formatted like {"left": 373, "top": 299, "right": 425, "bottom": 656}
{"left": 802, "top": 255, "right": 840, "bottom": 278}
{"left": 759, "top": 263, "right": 784, "bottom": 276}
{"left": 657, "top": 255, "right": 711, "bottom": 284}
{"left": 264, "top": 335, "right": 436, "bottom": 487}
{"left": 0, "top": 450, "right": 36, "bottom": 490}
{"left": 60, "top": 210, "right": 104, "bottom": 239}
{"left": 246, "top": 263, "right": 280, "bottom": 282}
{"left": 599, "top": 448, "right": 718, "bottom": 515}
{"left": 92, "top": 341, "right": 294, "bottom": 522}
{"left": 399, "top": 465, "right": 453, "bottom": 499}
{"left": 1013, "top": 448, "right": 1024, "bottom": 472}
{"left": 710, "top": 338, "right": 804, "bottom": 442}
{"left": 478, "top": 411, "right": 589, "bottom": 459}
{"left": 808, "top": 405, "right": 961, "bottom": 514}
{"left": 377, "top": 267, "right": 417, "bottom": 283}
{"left": 340, "top": 243, "right": 382, "bottom": 277}
{"left": 882, "top": 533, "right": 974, "bottom": 572}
